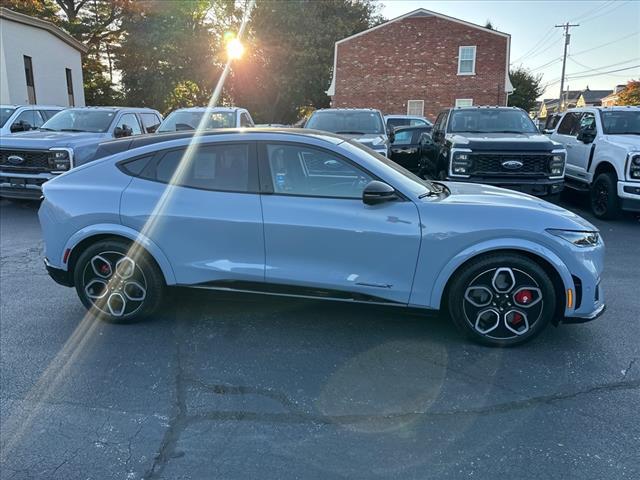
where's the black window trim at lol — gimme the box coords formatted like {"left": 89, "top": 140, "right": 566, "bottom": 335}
{"left": 117, "top": 141, "right": 260, "bottom": 195}
{"left": 256, "top": 140, "right": 409, "bottom": 201}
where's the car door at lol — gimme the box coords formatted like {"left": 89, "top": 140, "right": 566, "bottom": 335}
{"left": 120, "top": 142, "right": 265, "bottom": 285}
{"left": 553, "top": 112, "right": 584, "bottom": 179}
{"left": 114, "top": 112, "right": 143, "bottom": 137}
{"left": 572, "top": 112, "right": 597, "bottom": 174}
{"left": 258, "top": 141, "right": 422, "bottom": 304}
{"left": 389, "top": 128, "right": 421, "bottom": 172}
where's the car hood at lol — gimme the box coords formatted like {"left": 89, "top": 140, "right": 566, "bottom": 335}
{"left": 339, "top": 133, "right": 388, "bottom": 146}
{"left": 446, "top": 132, "right": 559, "bottom": 151}
{"left": 434, "top": 181, "right": 596, "bottom": 231}
{"left": 604, "top": 134, "right": 640, "bottom": 151}
{"left": 0, "top": 131, "right": 111, "bottom": 148}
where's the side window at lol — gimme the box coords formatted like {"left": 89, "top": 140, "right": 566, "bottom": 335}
{"left": 579, "top": 112, "right": 596, "bottom": 131}
{"left": 119, "top": 156, "right": 153, "bottom": 176}
{"left": 265, "top": 144, "right": 372, "bottom": 199}
{"left": 433, "top": 111, "right": 447, "bottom": 134}
{"left": 557, "top": 112, "right": 582, "bottom": 136}
{"left": 409, "top": 118, "right": 428, "bottom": 126}
{"left": 387, "top": 118, "right": 407, "bottom": 129}
{"left": 41, "top": 110, "right": 61, "bottom": 120}
{"left": 116, "top": 113, "right": 142, "bottom": 135}
{"left": 140, "top": 113, "right": 161, "bottom": 133}
{"left": 392, "top": 130, "right": 414, "bottom": 145}
{"left": 141, "top": 144, "right": 255, "bottom": 192}
{"left": 12, "top": 110, "right": 36, "bottom": 128}
{"left": 240, "top": 112, "right": 253, "bottom": 127}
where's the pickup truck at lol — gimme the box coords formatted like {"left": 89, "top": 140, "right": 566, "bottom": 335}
{"left": 157, "top": 106, "right": 254, "bottom": 132}
{"left": 0, "top": 106, "right": 161, "bottom": 199}
{"left": 0, "top": 104, "right": 65, "bottom": 135}
{"left": 422, "top": 106, "right": 566, "bottom": 197}
{"left": 549, "top": 106, "right": 640, "bottom": 219}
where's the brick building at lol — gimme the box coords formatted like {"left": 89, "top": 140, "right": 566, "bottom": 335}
{"left": 326, "top": 9, "right": 513, "bottom": 121}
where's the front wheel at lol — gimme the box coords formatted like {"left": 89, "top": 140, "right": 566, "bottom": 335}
{"left": 73, "top": 239, "right": 165, "bottom": 322}
{"left": 447, "top": 254, "right": 556, "bottom": 347}
{"left": 590, "top": 172, "right": 620, "bottom": 219}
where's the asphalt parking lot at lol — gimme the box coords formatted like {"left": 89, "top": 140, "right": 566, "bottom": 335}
{"left": 0, "top": 194, "right": 638, "bottom": 480}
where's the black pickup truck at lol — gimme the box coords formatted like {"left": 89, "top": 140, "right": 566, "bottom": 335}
{"left": 420, "top": 106, "right": 566, "bottom": 197}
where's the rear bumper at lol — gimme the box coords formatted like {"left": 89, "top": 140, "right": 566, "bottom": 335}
{"left": 447, "top": 176, "right": 564, "bottom": 197}
{"left": 44, "top": 258, "right": 73, "bottom": 287}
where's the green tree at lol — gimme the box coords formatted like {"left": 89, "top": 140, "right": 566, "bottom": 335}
{"left": 231, "top": 0, "right": 383, "bottom": 123}
{"left": 616, "top": 80, "right": 640, "bottom": 106}
{"left": 508, "top": 67, "right": 544, "bottom": 113}
{"left": 116, "top": 0, "right": 236, "bottom": 113}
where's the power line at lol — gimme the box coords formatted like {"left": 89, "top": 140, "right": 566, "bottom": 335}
{"left": 579, "top": 0, "right": 632, "bottom": 24}
{"left": 567, "top": 63, "right": 640, "bottom": 80}
{"left": 571, "top": 30, "right": 640, "bottom": 57}
{"left": 529, "top": 57, "right": 563, "bottom": 72}
{"left": 568, "top": 56, "right": 640, "bottom": 74}
{"left": 511, "top": 26, "right": 556, "bottom": 64}
{"left": 571, "top": 0, "right": 616, "bottom": 23}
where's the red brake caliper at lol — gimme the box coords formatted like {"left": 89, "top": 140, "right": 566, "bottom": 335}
{"left": 515, "top": 289, "right": 532, "bottom": 306}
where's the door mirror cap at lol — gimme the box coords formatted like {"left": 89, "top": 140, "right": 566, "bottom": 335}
{"left": 114, "top": 125, "right": 133, "bottom": 138}
{"left": 363, "top": 180, "right": 398, "bottom": 205}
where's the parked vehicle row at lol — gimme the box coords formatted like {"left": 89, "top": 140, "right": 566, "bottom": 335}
{"left": 0, "top": 104, "right": 65, "bottom": 135}
{"left": 38, "top": 129, "right": 606, "bottom": 347}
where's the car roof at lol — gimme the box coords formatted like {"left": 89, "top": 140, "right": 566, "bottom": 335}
{"left": 452, "top": 106, "right": 523, "bottom": 111}
{"left": 393, "top": 125, "right": 431, "bottom": 132}
{"left": 384, "top": 115, "right": 426, "bottom": 118}
{"left": 168, "top": 107, "right": 246, "bottom": 113}
{"left": 64, "top": 106, "right": 160, "bottom": 113}
{"left": 566, "top": 106, "right": 640, "bottom": 112}
{"left": 92, "top": 128, "right": 344, "bottom": 159}
{"left": 312, "top": 108, "right": 382, "bottom": 113}
{"left": 1, "top": 104, "right": 65, "bottom": 109}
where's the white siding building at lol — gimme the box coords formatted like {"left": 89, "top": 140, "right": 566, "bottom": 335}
{"left": 0, "top": 8, "right": 87, "bottom": 106}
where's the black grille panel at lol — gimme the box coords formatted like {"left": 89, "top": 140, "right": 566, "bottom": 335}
{"left": 0, "top": 149, "right": 51, "bottom": 172}
{"left": 469, "top": 153, "right": 551, "bottom": 177}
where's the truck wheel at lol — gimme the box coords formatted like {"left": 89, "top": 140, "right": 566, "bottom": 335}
{"left": 447, "top": 254, "right": 556, "bottom": 347}
{"left": 590, "top": 172, "right": 620, "bottom": 219}
{"left": 73, "top": 239, "right": 165, "bottom": 323}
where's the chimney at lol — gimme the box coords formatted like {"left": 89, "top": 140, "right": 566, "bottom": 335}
{"left": 615, "top": 84, "right": 626, "bottom": 93}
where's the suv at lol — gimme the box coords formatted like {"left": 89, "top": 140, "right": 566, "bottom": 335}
{"left": 157, "top": 107, "right": 254, "bottom": 132}
{"left": 0, "top": 105, "right": 65, "bottom": 135}
{"left": 549, "top": 106, "right": 640, "bottom": 218}
{"left": 422, "top": 106, "right": 566, "bottom": 197}
{"left": 305, "top": 108, "right": 391, "bottom": 156}
{"left": 0, "top": 106, "right": 162, "bottom": 199}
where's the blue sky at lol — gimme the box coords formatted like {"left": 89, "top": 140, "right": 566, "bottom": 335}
{"left": 378, "top": 0, "right": 640, "bottom": 100}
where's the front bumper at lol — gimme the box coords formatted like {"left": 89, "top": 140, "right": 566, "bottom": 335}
{"left": 44, "top": 258, "right": 74, "bottom": 287}
{"left": 0, "top": 171, "right": 54, "bottom": 200}
{"left": 563, "top": 303, "right": 606, "bottom": 324}
{"left": 446, "top": 176, "right": 564, "bottom": 197}
{"left": 618, "top": 181, "right": 640, "bottom": 212}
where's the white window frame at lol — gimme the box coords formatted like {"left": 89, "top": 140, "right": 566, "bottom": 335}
{"left": 406, "top": 100, "right": 424, "bottom": 116}
{"left": 455, "top": 98, "right": 474, "bottom": 108}
{"left": 457, "top": 46, "right": 476, "bottom": 76}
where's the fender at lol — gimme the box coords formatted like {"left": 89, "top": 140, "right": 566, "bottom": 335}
{"left": 427, "top": 237, "right": 574, "bottom": 315}
{"left": 61, "top": 223, "right": 177, "bottom": 285}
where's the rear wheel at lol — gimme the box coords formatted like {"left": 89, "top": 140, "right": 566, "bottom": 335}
{"left": 590, "top": 172, "right": 620, "bottom": 219}
{"left": 447, "top": 254, "right": 556, "bottom": 347}
{"left": 73, "top": 239, "right": 164, "bottom": 322}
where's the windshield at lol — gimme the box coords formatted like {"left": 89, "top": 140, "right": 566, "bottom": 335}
{"left": 157, "top": 111, "right": 236, "bottom": 132}
{"left": 306, "top": 111, "right": 385, "bottom": 135}
{"left": 600, "top": 110, "right": 640, "bottom": 135}
{"left": 449, "top": 109, "right": 538, "bottom": 134}
{"left": 0, "top": 107, "right": 16, "bottom": 128}
{"left": 41, "top": 109, "right": 115, "bottom": 133}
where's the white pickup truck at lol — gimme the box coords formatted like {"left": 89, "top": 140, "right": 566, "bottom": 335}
{"left": 549, "top": 106, "right": 640, "bottom": 218}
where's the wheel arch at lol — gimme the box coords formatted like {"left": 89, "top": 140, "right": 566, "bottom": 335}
{"left": 431, "top": 240, "right": 572, "bottom": 319}
{"left": 592, "top": 159, "right": 618, "bottom": 180}
{"left": 63, "top": 224, "right": 177, "bottom": 285}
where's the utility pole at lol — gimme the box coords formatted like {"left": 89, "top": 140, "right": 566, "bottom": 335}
{"left": 556, "top": 22, "right": 579, "bottom": 112}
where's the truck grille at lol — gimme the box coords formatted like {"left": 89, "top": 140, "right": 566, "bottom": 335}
{"left": 469, "top": 153, "right": 551, "bottom": 177}
{"left": 0, "top": 149, "right": 51, "bottom": 172}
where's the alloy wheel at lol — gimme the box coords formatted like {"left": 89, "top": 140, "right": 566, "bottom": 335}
{"left": 463, "top": 267, "right": 543, "bottom": 340}
{"left": 591, "top": 178, "right": 609, "bottom": 217}
{"left": 81, "top": 251, "right": 148, "bottom": 318}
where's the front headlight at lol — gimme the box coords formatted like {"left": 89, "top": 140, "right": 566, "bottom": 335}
{"left": 48, "top": 148, "right": 73, "bottom": 171}
{"left": 628, "top": 153, "right": 640, "bottom": 180}
{"left": 549, "top": 149, "right": 566, "bottom": 178}
{"left": 547, "top": 229, "right": 600, "bottom": 247}
{"left": 450, "top": 149, "right": 472, "bottom": 177}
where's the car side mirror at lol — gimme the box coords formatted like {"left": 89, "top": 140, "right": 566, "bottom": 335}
{"left": 363, "top": 180, "right": 398, "bottom": 205}
{"left": 387, "top": 129, "right": 395, "bottom": 143}
{"left": 577, "top": 127, "right": 596, "bottom": 144}
{"left": 114, "top": 125, "right": 133, "bottom": 138}
{"left": 10, "top": 120, "right": 32, "bottom": 133}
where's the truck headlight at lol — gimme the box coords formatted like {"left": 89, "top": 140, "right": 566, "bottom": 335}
{"left": 48, "top": 148, "right": 73, "bottom": 171}
{"left": 549, "top": 150, "right": 565, "bottom": 178}
{"left": 450, "top": 149, "right": 472, "bottom": 177}
{"left": 547, "top": 229, "right": 600, "bottom": 247}
{"left": 629, "top": 154, "right": 640, "bottom": 180}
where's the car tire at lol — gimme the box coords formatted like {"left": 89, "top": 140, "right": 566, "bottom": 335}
{"left": 590, "top": 172, "right": 620, "bottom": 219}
{"left": 447, "top": 253, "right": 556, "bottom": 347}
{"left": 437, "top": 168, "right": 448, "bottom": 181}
{"left": 73, "top": 238, "right": 165, "bottom": 323}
